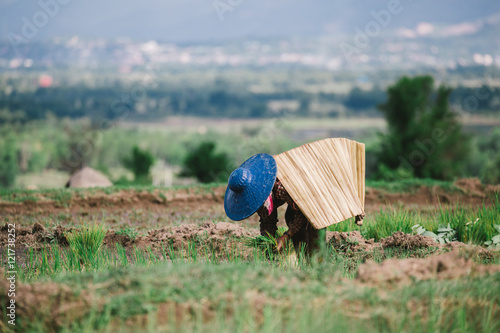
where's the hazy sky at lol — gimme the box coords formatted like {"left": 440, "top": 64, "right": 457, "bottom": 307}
{"left": 1, "top": 0, "right": 500, "bottom": 42}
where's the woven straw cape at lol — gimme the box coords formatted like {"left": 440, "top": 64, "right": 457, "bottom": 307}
{"left": 273, "top": 138, "right": 365, "bottom": 229}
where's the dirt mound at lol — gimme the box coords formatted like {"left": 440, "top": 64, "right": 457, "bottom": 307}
{"left": 1, "top": 178, "right": 497, "bottom": 218}
{"left": 485, "top": 184, "right": 500, "bottom": 194}
{"left": 363, "top": 178, "right": 499, "bottom": 211}
{"left": 454, "top": 178, "right": 485, "bottom": 197}
{"left": 356, "top": 250, "right": 500, "bottom": 286}
{"left": 0, "top": 222, "right": 259, "bottom": 253}
{"left": 0, "top": 186, "right": 226, "bottom": 215}
{"left": 104, "top": 231, "right": 137, "bottom": 248}
{"left": 381, "top": 231, "right": 438, "bottom": 249}
{"left": 327, "top": 230, "right": 438, "bottom": 255}
{"left": 327, "top": 231, "right": 381, "bottom": 254}
{"left": 143, "top": 222, "right": 259, "bottom": 251}
{"left": 65, "top": 167, "right": 112, "bottom": 188}
{"left": 0, "top": 223, "right": 50, "bottom": 249}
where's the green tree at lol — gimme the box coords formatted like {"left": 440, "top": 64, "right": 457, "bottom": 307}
{"left": 469, "top": 128, "right": 500, "bottom": 184}
{"left": 377, "top": 75, "right": 470, "bottom": 180}
{"left": 122, "top": 146, "right": 155, "bottom": 182}
{"left": 0, "top": 135, "right": 19, "bottom": 188}
{"left": 181, "top": 141, "right": 234, "bottom": 183}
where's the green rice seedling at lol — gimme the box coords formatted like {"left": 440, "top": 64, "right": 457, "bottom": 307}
{"left": 65, "top": 223, "right": 108, "bottom": 269}
{"left": 165, "top": 242, "right": 177, "bottom": 262}
{"left": 245, "top": 227, "right": 300, "bottom": 268}
{"left": 361, "top": 207, "right": 429, "bottom": 241}
{"left": 332, "top": 202, "right": 499, "bottom": 245}
{"left": 187, "top": 241, "right": 198, "bottom": 262}
{"left": 159, "top": 243, "right": 169, "bottom": 262}
{"left": 116, "top": 243, "right": 129, "bottom": 267}
{"left": 436, "top": 199, "right": 500, "bottom": 244}
{"left": 245, "top": 227, "right": 287, "bottom": 258}
{"left": 147, "top": 247, "right": 160, "bottom": 264}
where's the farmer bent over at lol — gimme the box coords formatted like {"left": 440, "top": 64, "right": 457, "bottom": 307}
{"left": 224, "top": 153, "right": 323, "bottom": 255}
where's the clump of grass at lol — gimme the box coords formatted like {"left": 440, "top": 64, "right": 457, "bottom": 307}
{"left": 246, "top": 227, "right": 287, "bottom": 258}
{"left": 65, "top": 223, "right": 108, "bottom": 268}
{"left": 115, "top": 227, "right": 139, "bottom": 240}
{"left": 327, "top": 199, "right": 500, "bottom": 245}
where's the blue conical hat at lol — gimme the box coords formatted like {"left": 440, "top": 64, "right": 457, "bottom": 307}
{"left": 224, "top": 153, "right": 277, "bottom": 221}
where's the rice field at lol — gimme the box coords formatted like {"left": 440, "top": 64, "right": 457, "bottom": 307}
{"left": 1, "top": 181, "right": 499, "bottom": 332}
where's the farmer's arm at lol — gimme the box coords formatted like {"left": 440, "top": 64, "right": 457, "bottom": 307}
{"left": 275, "top": 209, "right": 306, "bottom": 251}
{"left": 256, "top": 206, "right": 278, "bottom": 237}
{"left": 283, "top": 209, "right": 307, "bottom": 238}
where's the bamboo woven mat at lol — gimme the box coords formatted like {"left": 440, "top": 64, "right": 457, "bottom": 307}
{"left": 274, "top": 138, "right": 365, "bottom": 229}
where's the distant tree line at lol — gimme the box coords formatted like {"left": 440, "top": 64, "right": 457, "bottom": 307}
{"left": 1, "top": 74, "right": 499, "bottom": 188}
{"left": 0, "top": 83, "right": 497, "bottom": 124}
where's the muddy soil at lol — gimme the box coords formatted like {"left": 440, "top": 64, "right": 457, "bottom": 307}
{"left": 0, "top": 187, "right": 225, "bottom": 216}
{"left": 1, "top": 179, "right": 498, "bottom": 219}
{"left": 365, "top": 178, "right": 499, "bottom": 210}
{"left": 326, "top": 230, "right": 498, "bottom": 263}
{"left": 140, "top": 221, "right": 258, "bottom": 250}
{"left": 0, "top": 221, "right": 259, "bottom": 255}
{"left": 327, "top": 231, "right": 382, "bottom": 254}
{"left": 3, "top": 221, "right": 494, "bottom": 264}
{"left": 357, "top": 250, "right": 500, "bottom": 286}
{"left": 326, "top": 230, "right": 439, "bottom": 254}
{"left": 381, "top": 231, "right": 437, "bottom": 249}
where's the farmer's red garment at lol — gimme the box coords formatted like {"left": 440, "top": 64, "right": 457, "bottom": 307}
{"left": 256, "top": 178, "right": 308, "bottom": 238}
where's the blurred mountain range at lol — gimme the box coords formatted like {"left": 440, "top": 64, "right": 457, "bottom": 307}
{"left": 1, "top": 0, "right": 500, "bottom": 42}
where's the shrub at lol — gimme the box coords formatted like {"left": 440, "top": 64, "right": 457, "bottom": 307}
{"left": 376, "top": 75, "right": 470, "bottom": 180}
{"left": 0, "top": 135, "right": 19, "bottom": 188}
{"left": 122, "top": 146, "right": 155, "bottom": 183}
{"left": 181, "top": 141, "right": 234, "bottom": 183}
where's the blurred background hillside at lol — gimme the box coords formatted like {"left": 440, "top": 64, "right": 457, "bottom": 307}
{"left": 0, "top": 0, "right": 499, "bottom": 189}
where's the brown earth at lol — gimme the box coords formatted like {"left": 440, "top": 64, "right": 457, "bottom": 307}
{"left": 381, "top": 231, "right": 437, "bottom": 249}
{"left": 0, "top": 187, "right": 225, "bottom": 216}
{"left": 1, "top": 179, "right": 498, "bottom": 331}
{"left": 326, "top": 230, "right": 439, "bottom": 254}
{"left": 140, "top": 221, "right": 258, "bottom": 250}
{"left": 356, "top": 250, "right": 500, "bottom": 286}
{"left": 326, "top": 230, "right": 496, "bottom": 262}
{"left": 0, "top": 221, "right": 260, "bottom": 261}
{"left": 3, "top": 221, "right": 493, "bottom": 265}
{"left": 327, "top": 231, "right": 382, "bottom": 254}
{"left": 365, "top": 178, "right": 500, "bottom": 211}
{"left": 1, "top": 179, "right": 498, "bottom": 218}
